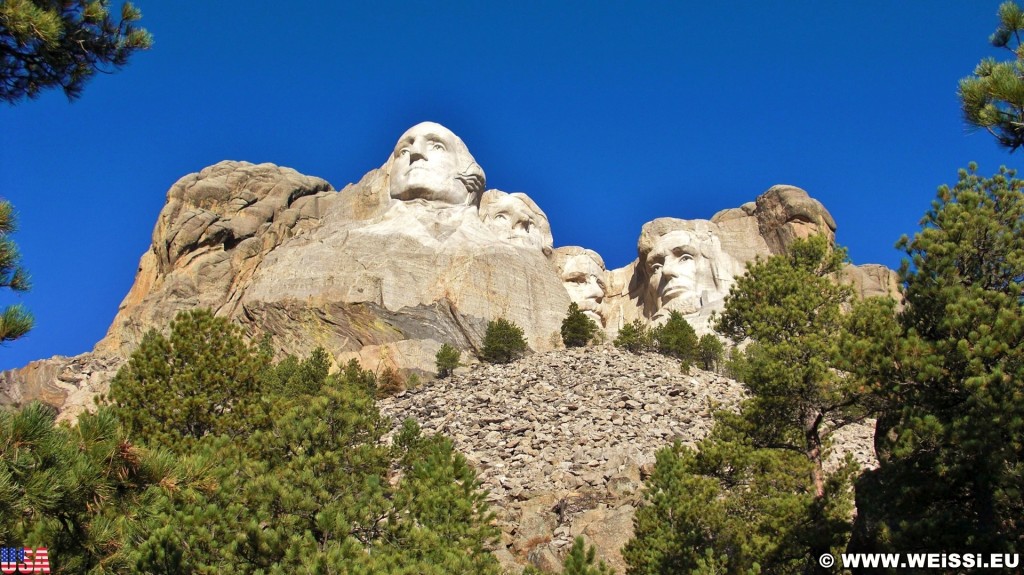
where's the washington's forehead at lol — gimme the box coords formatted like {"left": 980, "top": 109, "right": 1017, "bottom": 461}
{"left": 395, "top": 122, "right": 460, "bottom": 145}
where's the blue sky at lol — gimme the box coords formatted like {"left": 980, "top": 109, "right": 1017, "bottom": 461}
{"left": 0, "top": 1, "right": 1018, "bottom": 370}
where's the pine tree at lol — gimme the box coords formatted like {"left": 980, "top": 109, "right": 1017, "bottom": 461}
{"left": 563, "top": 537, "right": 615, "bottom": 575}
{"left": 0, "top": 200, "right": 31, "bottom": 343}
{"left": 959, "top": 2, "right": 1024, "bottom": 151}
{"left": 435, "top": 343, "right": 461, "bottom": 378}
{"left": 0, "top": 0, "right": 152, "bottom": 103}
{"left": 105, "top": 308, "right": 271, "bottom": 450}
{"left": 0, "top": 402, "right": 214, "bottom": 574}
{"left": 625, "top": 236, "right": 875, "bottom": 575}
{"left": 652, "top": 310, "right": 698, "bottom": 370}
{"left": 715, "top": 235, "right": 865, "bottom": 501}
{"left": 481, "top": 317, "right": 529, "bottom": 364}
{"left": 561, "top": 302, "right": 599, "bottom": 348}
{"left": 852, "top": 164, "right": 1024, "bottom": 556}
{"left": 696, "top": 333, "right": 725, "bottom": 372}
{"left": 614, "top": 319, "right": 654, "bottom": 353}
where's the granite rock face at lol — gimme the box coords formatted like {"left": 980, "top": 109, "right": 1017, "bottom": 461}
{"left": 379, "top": 345, "right": 877, "bottom": 573}
{"left": 2, "top": 125, "right": 898, "bottom": 420}
{"left": 595, "top": 185, "right": 899, "bottom": 335}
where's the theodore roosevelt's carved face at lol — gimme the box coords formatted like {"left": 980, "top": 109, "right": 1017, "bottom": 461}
{"left": 559, "top": 251, "right": 607, "bottom": 325}
{"left": 388, "top": 122, "right": 484, "bottom": 206}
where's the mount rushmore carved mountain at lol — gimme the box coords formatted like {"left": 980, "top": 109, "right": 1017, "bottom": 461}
{"left": 0, "top": 122, "right": 897, "bottom": 417}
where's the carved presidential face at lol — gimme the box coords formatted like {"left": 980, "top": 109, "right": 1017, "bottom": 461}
{"left": 645, "top": 230, "right": 702, "bottom": 315}
{"left": 388, "top": 122, "right": 484, "bottom": 206}
{"left": 777, "top": 189, "right": 836, "bottom": 244}
{"left": 557, "top": 251, "right": 607, "bottom": 325}
{"left": 479, "top": 191, "right": 553, "bottom": 251}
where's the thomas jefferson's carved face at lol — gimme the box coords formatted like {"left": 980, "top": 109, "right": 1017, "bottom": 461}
{"left": 389, "top": 122, "right": 475, "bottom": 205}
{"left": 645, "top": 230, "right": 701, "bottom": 315}
{"left": 479, "top": 192, "right": 553, "bottom": 251}
{"left": 559, "top": 253, "right": 607, "bottom": 325}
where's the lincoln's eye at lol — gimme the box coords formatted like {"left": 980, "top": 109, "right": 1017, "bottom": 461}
{"left": 651, "top": 263, "right": 663, "bottom": 273}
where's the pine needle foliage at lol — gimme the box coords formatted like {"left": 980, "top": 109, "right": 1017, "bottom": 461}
{"left": 95, "top": 317, "right": 503, "bottom": 573}
{"left": 561, "top": 302, "right": 599, "bottom": 348}
{"left": 852, "top": 164, "right": 1024, "bottom": 556}
{"left": 106, "top": 308, "right": 272, "bottom": 450}
{"left": 959, "top": 2, "right": 1024, "bottom": 151}
{"left": 697, "top": 333, "right": 725, "bottom": 372}
{"left": 0, "top": 199, "right": 31, "bottom": 343}
{"left": 522, "top": 537, "right": 614, "bottom": 575}
{"left": 0, "top": 0, "right": 152, "bottom": 103}
{"left": 435, "top": 342, "right": 461, "bottom": 378}
{"left": 652, "top": 310, "right": 699, "bottom": 370}
{"left": 482, "top": 317, "right": 529, "bottom": 363}
{"left": 0, "top": 402, "right": 215, "bottom": 574}
{"left": 626, "top": 236, "right": 879, "bottom": 574}
{"left": 614, "top": 319, "right": 654, "bottom": 353}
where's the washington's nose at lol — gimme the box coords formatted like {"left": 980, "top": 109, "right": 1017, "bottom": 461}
{"left": 408, "top": 150, "right": 426, "bottom": 162}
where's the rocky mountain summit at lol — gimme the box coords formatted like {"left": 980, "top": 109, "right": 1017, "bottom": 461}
{"left": 1, "top": 121, "right": 898, "bottom": 423}
{"left": 379, "top": 345, "right": 876, "bottom": 573}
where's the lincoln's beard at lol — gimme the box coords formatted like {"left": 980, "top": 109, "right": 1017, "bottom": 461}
{"left": 653, "top": 292, "right": 700, "bottom": 321}
{"left": 582, "top": 308, "right": 604, "bottom": 326}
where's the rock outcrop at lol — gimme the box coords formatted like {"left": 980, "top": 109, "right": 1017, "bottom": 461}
{"left": 379, "top": 345, "right": 876, "bottom": 573}
{"left": 2, "top": 124, "right": 898, "bottom": 420}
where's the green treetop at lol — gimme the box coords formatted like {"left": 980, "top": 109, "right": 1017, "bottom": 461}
{"left": 106, "top": 308, "right": 272, "bottom": 449}
{"left": 0, "top": 200, "right": 31, "bottom": 343}
{"left": 1, "top": 0, "right": 152, "bottom": 103}
{"left": 959, "top": 1, "right": 1024, "bottom": 151}
{"left": 481, "top": 317, "right": 529, "bottom": 363}
{"left": 561, "top": 302, "right": 599, "bottom": 348}
{"left": 852, "top": 164, "right": 1024, "bottom": 556}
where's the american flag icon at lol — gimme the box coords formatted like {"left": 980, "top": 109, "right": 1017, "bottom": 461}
{"left": 0, "top": 547, "right": 49, "bottom": 574}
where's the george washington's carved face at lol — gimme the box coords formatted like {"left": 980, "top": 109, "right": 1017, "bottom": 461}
{"left": 388, "top": 122, "right": 483, "bottom": 206}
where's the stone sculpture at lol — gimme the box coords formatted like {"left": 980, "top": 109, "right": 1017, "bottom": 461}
{"left": 479, "top": 190, "right": 554, "bottom": 253}
{"left": 0, "top": 123, "right": 900, "bottom": 421}
{"left": 388, "top": 121, "right": 485, "bottom": 207}
{"left": 636, "top": 219, "right": 734, "bottom": 322}
{"left": 552, "top": 247, "right": 607, "bottom": 326}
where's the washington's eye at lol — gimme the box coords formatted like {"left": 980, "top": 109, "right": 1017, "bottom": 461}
{"left": 398, "top": 148, "right": 410, "bottom": 157}
{"left": 431, "top": 142, "right": 446, "bottom": 151}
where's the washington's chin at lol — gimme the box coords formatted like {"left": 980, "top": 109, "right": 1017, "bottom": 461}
{"left": 390, "top": 187, "right": 470, "bottom": 206}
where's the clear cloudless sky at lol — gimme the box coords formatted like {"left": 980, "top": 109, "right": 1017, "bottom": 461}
{"left": 0, "top": 1, "right": 1019, "bottom": 370}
